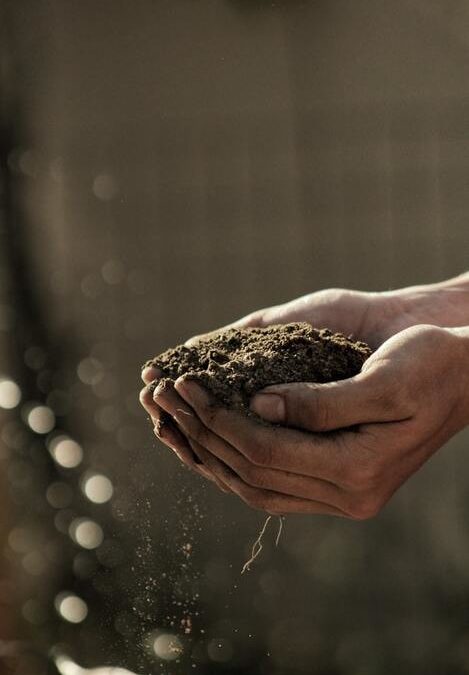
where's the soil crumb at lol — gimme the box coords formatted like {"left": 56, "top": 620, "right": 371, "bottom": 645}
{"left": 143, "top": 322, "right": 372, "bottom": 410}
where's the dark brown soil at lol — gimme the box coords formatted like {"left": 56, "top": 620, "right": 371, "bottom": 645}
{"left": 143, "top": 323, "right": 372, "bottom": 411}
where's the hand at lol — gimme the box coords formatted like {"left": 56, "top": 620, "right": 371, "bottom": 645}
{"left": 153, "top": 325, "right": 469, "bottom": 517}
{"left": 140, "top": 275, "right": 469, "bottom": 491}
{"left": 139, "top": 288, "right": 406, "bottom": 477}
{"left": 140, "top": 287, "right": 388, "bottom": 486}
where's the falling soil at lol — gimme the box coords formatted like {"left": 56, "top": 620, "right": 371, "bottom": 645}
{"left": 143, "top": 323, "right": 372, "bottom": 573}
{"left": 143, "top": 322, "right": 372, "bottom": 410}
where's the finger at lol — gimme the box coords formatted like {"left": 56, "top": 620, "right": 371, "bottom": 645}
{"left": 184, "top": 437, "right": 231, "bottom": 494}
{"left": 139, "top": 381, "right": 162, "bottom": 421}
{"left": 154, "top": 415, "right": 200, "bottom": 468}
{"left": 141, "top": 377, "right": 228, "bottom": 488}
{"left": 153, "top": 414, "right": 227, "bottom": 489}
{"left": 153, "top": 378, "right": 199, "bottom": 424}
{"left": 141, "top": 365, "right": 163, "bottom": 384}
{"left": 173, "top": 378, "right": 346, "bottom": 483}
{"left": 153, "top": 378, "right": 226, "bottom": 484}
{"left": 183, "top": 413, "right": 344, "bottom": 505}
{"left": 192, "top": 441, "right": 347, "bottom": 516}
{"left": 154, "top": 384, "right": 233, "bottom": 462}
{"left": 250, "top": 369, "right": 412, "bottom": 432}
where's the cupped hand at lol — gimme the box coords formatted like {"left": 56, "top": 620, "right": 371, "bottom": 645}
{"left": 140, "top": 287, "right": 399, "bottom": 479}
{"left": 152, "top": 324, "right": 469, "bottom": 517}
{"left": 139, "top": 287, "right": 382, "bottom": 489}
{"left": 139, "top": 279, "right": 468, "bottom": 495}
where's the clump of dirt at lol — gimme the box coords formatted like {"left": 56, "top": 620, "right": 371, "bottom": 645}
{"left": 143, "top": 322, "right": 372, "bottom": 410}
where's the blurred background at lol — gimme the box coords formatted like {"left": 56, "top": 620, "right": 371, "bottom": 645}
{"left": 1, "top": 0, "right": 469, "bottom": 673}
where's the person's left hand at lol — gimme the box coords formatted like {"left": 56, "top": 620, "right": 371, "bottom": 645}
{"left": 150, "top": 324, "right": 469, "bottom": 517}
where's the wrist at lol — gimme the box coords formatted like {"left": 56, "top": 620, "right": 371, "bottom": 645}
{"left": 387, "top": 272, "right": 469, "bottom": 330}
{"left": 447, "top": 326, "right": 469, "bottom": 426}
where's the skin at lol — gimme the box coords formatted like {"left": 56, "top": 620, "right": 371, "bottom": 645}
{"left": 140, "top": 273, "right": 469, "bottom": 518}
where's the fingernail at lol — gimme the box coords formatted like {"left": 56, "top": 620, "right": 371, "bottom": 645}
{"left": 250, "top": 393, "right": 285, "bottom": 422}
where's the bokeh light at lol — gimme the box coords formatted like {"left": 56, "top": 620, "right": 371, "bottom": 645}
{"left": 81, "top": 473, "right": 114, "bottom": 504}
{"left": 77, "top": 357, "right": 104, "bottom": 386}
{"left": 24, "top": 346, "right": 46, "bottom": 370}
{"left": 92, "top": 173, "right": 118, "bottom": 201}
{"left": 8, "top": 527, "right": 33, "bottom": 553}
{"left": 101, "top": 259, "right": 125, "bottom": 285}
{"left": 152, "top": 633, "right": 183, "bottom": 661}
{"left": 0, "top": 378, "right": 21, "bottom": 409}
{"left": 55, "top": 592, "right": 88, "bottom": 624}
{"left": 69, "top": 518, "right": 104, "bottom": 550}
{"left": 49, "top": 435, "right": 83, "bottom": 468}
{"left": 55, "top": 653, "right": 139, "bottom": 675}
{"left": 26, "top": 405, "right": 55, "bottom": 434}
{"left": 22, "top": 550, "right": 47, "bottom": 576}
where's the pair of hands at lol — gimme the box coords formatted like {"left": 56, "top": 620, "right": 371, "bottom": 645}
{"left": 140, "top": 285, "right": 469, "bottom": 518}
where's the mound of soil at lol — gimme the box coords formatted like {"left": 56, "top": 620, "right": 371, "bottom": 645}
{"left": 143, "top": 322, "right": 372, "bottom": 411}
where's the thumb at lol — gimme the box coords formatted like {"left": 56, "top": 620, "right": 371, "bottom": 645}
{"left": 250, "top": 372, "right": 398, "bottom": 431}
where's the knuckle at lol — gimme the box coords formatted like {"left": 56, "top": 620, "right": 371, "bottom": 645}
{"left": 300, "top": 388, "right": 331, "bottom": 431}
{"left": 189, "top": 422, "right": 210, "bottom": 447}
{"left": 200, "top": 403, "right": 219, "bottom": 429}
{"left": 240, "top": 465, "right": 266, "bottom": 488}
{"left": 241, "top": 309, "right": 267, "bottom": 328}
{"left": 243, "top": 437, "right": 273, "bottom": 467}
{"left": 313, "top": 401, "right": 331, "bottom": 432}
{"left": 254, "top": 445, "right": 274, "bottom": 468}
{"left": 381, "top": 380, "right": 411, "bottom": 416}
{"left": 350, "top": 495, "right": 382, "bottom": 521}
{"left": 252, "top": 492, "right": 275, "bottom": 513}
{"left": 238, "top": 485, "right": 272, "bottom": 512}
{"left": 236, "top": 485, "right": 261, "bottom": 509}
{"left": 184, "top": 333, "right": 203, "bottom": 346}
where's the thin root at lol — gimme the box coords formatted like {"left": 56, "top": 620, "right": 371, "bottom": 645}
{"left": 241, "top": 515, "right": 285, "bottom": 574}
{"left": 275, "top": 515, "right": 284, "bottom": 547}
